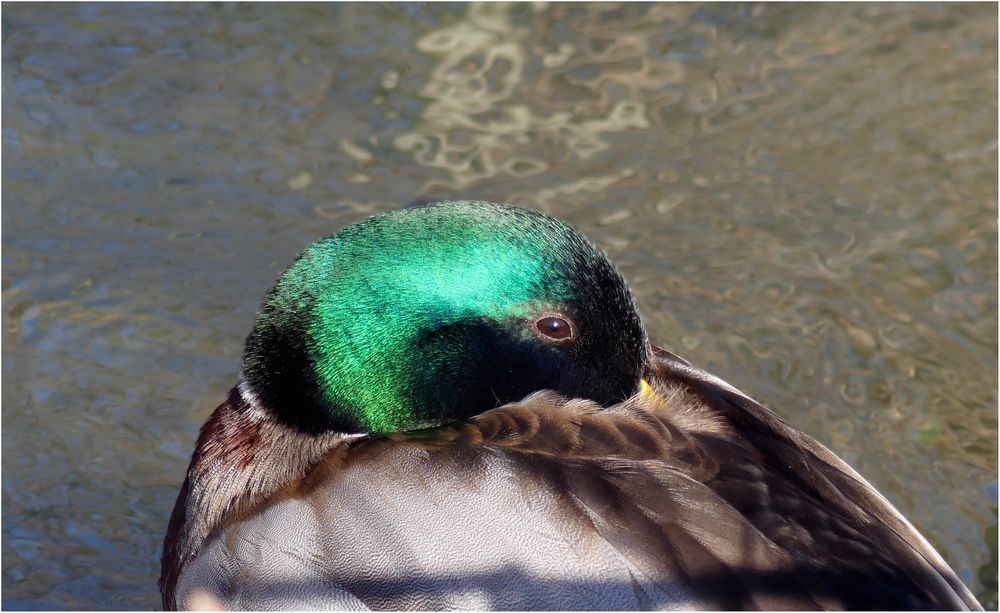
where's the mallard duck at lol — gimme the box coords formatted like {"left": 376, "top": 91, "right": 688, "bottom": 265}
{"left": 160, "top": 201, "right": 981, "bottom": 610}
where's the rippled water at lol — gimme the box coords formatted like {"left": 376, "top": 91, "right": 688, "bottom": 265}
{"left": 3, "top": 3, "right": 996, "bottom": 610}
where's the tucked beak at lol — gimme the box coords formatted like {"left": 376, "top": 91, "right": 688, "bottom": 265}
{"left": 638, "top": 377, "right": 657, "bottom": 401}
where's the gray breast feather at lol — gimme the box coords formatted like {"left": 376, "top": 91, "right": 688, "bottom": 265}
{"left": 177, "top": 446, "right": 704, "bottom": 611}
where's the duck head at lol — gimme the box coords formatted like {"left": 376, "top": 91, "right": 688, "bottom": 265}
{"left": 242, "top": 201, "right": 649, "bottom": 435}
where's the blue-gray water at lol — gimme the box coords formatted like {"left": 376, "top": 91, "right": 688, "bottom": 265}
{"left": 3, "top": 3, "right": 997, "bottom": 609}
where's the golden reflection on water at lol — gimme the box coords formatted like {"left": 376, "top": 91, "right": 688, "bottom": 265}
{"left": 395, "top": 4, "right": 653, "bottom": 191}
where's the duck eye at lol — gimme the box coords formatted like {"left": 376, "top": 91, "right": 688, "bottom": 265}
{"left": 535, "top": 316, "right": 573, "bottom": 341}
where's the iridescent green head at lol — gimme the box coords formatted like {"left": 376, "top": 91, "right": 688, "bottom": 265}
{"left": 243, "top": 201, "right": 648, "bottom": 434}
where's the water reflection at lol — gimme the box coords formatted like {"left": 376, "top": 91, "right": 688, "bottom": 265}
{"left": 2, "top": 3, "right": 996, "bottom": 609}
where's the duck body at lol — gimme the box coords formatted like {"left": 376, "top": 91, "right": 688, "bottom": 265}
{"left": 160, "top": 202, "right": 980, "bottom": 610}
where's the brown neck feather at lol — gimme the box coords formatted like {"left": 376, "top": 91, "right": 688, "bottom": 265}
{"left": 158, "top": 384, "right": 351, "bottom": 610}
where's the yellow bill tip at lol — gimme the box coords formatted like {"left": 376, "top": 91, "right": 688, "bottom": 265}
{"left": 638, "top": 378, "right": 656, "bottom": 400}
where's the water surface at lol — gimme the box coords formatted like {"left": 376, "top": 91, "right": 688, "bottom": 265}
{"left": 3, "top": 3, "right": 997, "bottom": 609}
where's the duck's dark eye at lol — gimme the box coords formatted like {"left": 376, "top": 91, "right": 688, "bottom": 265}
{"left": 536, "top": 316, "right": 573, "bottom": 341}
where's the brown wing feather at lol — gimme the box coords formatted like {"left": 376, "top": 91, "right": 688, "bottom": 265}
{"left": 647, "top": 344, "right": 981, "bottom": 610}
